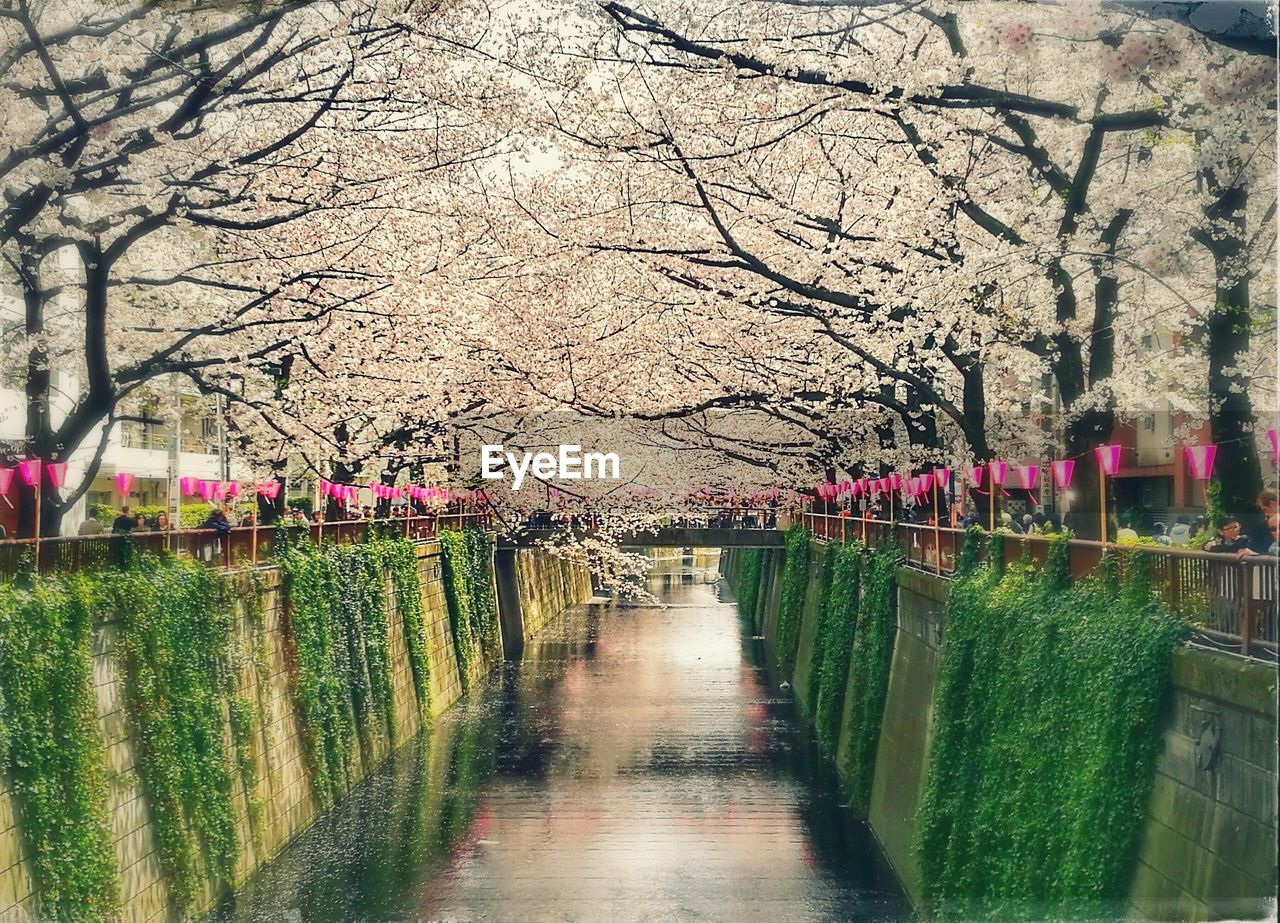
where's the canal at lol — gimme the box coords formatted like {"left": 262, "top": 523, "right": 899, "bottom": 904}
{"left": 212, "top": 553, "right": 911, "bottom": 921}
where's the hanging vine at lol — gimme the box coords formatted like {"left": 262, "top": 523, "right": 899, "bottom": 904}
{"left": 438, "top": 528, "right": 499, "bottom": 688}
{"left": 106, "top": 557, "right": 242, "bottom": 911}
{"left": 840, "top": 539, "right": 900, "bottom": 815}
{"left": 0, "top": 576, "right": 119, "bottom": 921}
{"left": 812, "top": 541, "right": 863, "bottom": 760}
{"left": 381, "top": 539, "right": 433, "bottom": 718}
{"left": 914, "top": 536, "right": 1188, "bottom": 919}
{"left": 775, "top": 524, "right": 812, "bottom": 674}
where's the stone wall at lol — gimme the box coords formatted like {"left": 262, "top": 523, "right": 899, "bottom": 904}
{"left": 0, "top": 537, "right": 590, "bottom": 922}
{"left": 513, "top": 548, "right": 595, "bottom": 638}
{"left": 745, "top": 539, "right": 1279, "bottom": 920}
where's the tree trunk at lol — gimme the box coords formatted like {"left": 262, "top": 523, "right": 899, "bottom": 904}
{"left": 1201, "top": 181, "right": 1263, "bottom": 519}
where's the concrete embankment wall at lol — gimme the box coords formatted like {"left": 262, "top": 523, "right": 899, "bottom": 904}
{"left": 723, "top": 542, "right": 1279, "bottom": 920}
{"left": 0, "top": 541, "right": 590, "bottom": 922}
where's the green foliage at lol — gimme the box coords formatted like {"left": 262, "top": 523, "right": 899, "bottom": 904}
{"left": 956, "top": 527, "right": 983, "bottom": 577}
{"left": 287, "top": 496, "right": 314, "bottom": 517}
{"left": 840, "top": 540, "right": 900, "bottom": 815}
{"left": 90, "top": 503, "right": 209, "bottom": 528}
{"left": 914, "top": 547, "right": 1188, "bottom": 919}
{"left": 733, "top": 548, "right": 764, "bottom": 621}
{"left": 104, "top": 556, "right": 244, "bottom": 910}
{"left": 803, "top": 549, "right": 837, "bottom": 717}
{"left": 812, "top": 542, "right": 862, "bottom": 758}
{"left": 438, "top": 528, "right": 499, "bottom": 689}
{"left": 0, "top": 577, "right": 119, "bottom": 920}
{"left": 382, "top": 539, "right": 433, "bottom": 718}
{"left": 279, "top": 538, "right": 405, "bottom": 807}
{"left": 775, "top": 524, "right": 812, "bottom": 674}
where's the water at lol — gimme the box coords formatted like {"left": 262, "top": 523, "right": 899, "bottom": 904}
{"left": 213, "top": 559, "right": 911, "bottom": 922}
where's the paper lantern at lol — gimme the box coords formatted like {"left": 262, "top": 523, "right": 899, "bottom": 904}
{"left": 1016, "top": 465, "right": 1039, "bottom": 490}
{"left": 858, "top": 477, "right": 870, "bottom": 493}
{"left": 935, "top": 468, "right": 951, "bottom": 489}
{"left": 890, "top": 473, "right": 902, "bottom": 490}
{"left": 181, "top": 476, "right": 198, "bottom": 497}
{"left": 18, "top": 459, "right": 41, "bottom": 487}
{"left": 919, "top": 472, "right": 934, "bottom": 494}
{"left": 1051, "top": 459, "right": 1075, "bottom": 488}
{"left": 0, "top": 468, "right": 12, "bottom": 495}
{"left": 968, "top": 465, "right": 984, "bottom": 486}
{"left": 46, "top": 462, "right": 68, "bottom": 488}
{"left": 1184, "top": 444, "right": 1217, "bottom": 481}
{"left": 199, "top": 480, "right": 215, "bottom": 501}
{"left": 988, "top": 460, "right": 1008, "bottom": 486}
{"left": 1095, "top": 444, "right": 1122, "bottom": 476}
{"left": 225, "top": 482, "right": 239, "bottom": 498}
{"left": 116, "top": 472, "right": 135, "bottom": 494}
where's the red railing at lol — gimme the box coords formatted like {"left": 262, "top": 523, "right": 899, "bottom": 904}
{"left": 0, "top": 513, "right": 494, "bottom": 578}
{"left": 799, "top": 512, "right": 1279, "bottom": 663}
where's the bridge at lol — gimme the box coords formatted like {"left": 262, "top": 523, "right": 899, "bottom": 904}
{"left": 499, "top": 525, "right": 786, "bottom": 549}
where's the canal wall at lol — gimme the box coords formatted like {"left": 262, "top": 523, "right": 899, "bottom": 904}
{"left": 723, "top": 541, "right": 1279, "bottom": 920}
{"left": 0, "top": 540, "right": 591, "bottom": 923}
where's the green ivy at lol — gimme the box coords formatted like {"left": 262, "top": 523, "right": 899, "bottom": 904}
{"left": 438, "top": 528, "right": 499, "bottom": 689}
{"left": 775, "top": 524, "right": 812, "bottom": 674}
{"left": 803, "top": 549, "right": 837, "bottom": 718}
{"left": 104, "top": 556, "right": 243, "bottom": 910}
{"left": 732, "top": 548, "right": 763, "bottom": 621}
{"left": 839, "top": 540, "right": 900, "bottom": 815}
{"left": 0, "top": 577, "right": 119, "bottom": 920}
{"left": 382, "top": 539, "right": 433, "bottom": 718}
{"left": 914, "top": 536, "right": 1188, "bottom": 919}
{"left": 812, "top": 541, "right": 862, "bottom": 759}
{"left": 279, "top": 543, "right": 356, "bottom": 808}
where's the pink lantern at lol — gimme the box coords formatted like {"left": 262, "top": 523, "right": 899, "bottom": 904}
{"left": 1268, "top": 429, "right": 1278, "bottom": 465}
{"left": 0, "top": 468, "right": 13, "bottom": 495}
{"left": 1051, "top": 459, "right": 1075, "bottom": 489}
{"left": 935, "top": 468, "right": 951, "bottom": 489}
{"left": 116, "top": 472, "right": 136, "bottom": 495}
{"left": 919, "top": 472, "right": 935, "bottom": 493}
{"left": 225, "top": 482, "right": 239, "bottom": 498}
{"left": 212, "top": 482, "right": 227, "bottom": 500}
{"left": 988, "top": 460, "right": 1008, "bottom": 486}
{"left": 890, "top": 473, "right": 902, "bottom": 490}
{"left": 18, "top": 459, "right": 41, "bottom": 487}
{"left": 181, "top": 476, "right": 199, "bottom": 497}
{"left": 46, "top": 462, "right": 68, "bottom": 488}
{"left": 1095, "top": 444, "right": 1122, "bottom": 476}
{"left": 968, "top": 465, "right": 984, "bottom": 486}
{"left": 858, "top": 477, "right": 870, "bottom": 493}
{"left": 1016, "top": 465, "right": 1039, "bottom": 490}
{"left": 199, "top": 480, "right": 216, "bottom": 501}
{"left": 256, "top": 482, "right": 273, "bottom": 497}
{"left": 1184, "top": 444, "right": 1217, "bottom": 481}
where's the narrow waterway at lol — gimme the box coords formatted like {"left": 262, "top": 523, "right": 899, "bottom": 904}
{"left": 213, "top": 555, "right": 911, "bottom": 921}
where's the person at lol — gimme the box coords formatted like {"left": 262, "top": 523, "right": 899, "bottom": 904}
{"left": 0, "top": 523, "right": 6, "bottom": 539}
{"left": 198, "top": 507, "right": 231, "bottom": 562}
{"left": 1031, "top": 510, "right": 1047, "bottom": 533}
{"left": 1169, "top": 515, "right": 1192, "bottom": 545}
{"left": 1265, "top": 513, "right": 1280, "bottom": 555}
{"left": 1204, "top": 518, "right": 1252, "bottom": 556}
{"left": 1116, "top": 517, "right": 1139, "bottom": 542}
{"left": 132, "top": 512, "right": 149, "bottom": 532}
{"left": 1152, "top": 523, "right": 1172, "bottom": 546}
{"left": 240, "top": 511, "right": 255, "bottom": 527}
{"left": 1021, "top": 513, "right": 1034, "bottom": 533}
{"left": 112, "top": 506, "right": 134, "bottom": 534}
{"left": 78, "top": 517, "right": 104, "bottom": 535}
{"left": 312, "top": 510, "right": 326, "bottom": 524}
{"left": 1246, "top": 489, "right": 1278, "bottom": 554}
{"left": 154, "top": 511, "right": 171, "bottom": 531}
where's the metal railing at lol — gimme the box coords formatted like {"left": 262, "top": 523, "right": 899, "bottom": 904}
{"left": 518, "top": 506, "right": 788, "bottom": 532}
{"left": 0, "top": 512, "right": 494, "bottom": 578}
{"left": 798, "top": 512, "right": 1279, "bottom": 663}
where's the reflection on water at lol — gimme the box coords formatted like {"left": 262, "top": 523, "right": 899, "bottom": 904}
{"left": 213, "top": 558, "right": 911, "bottom": 922}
